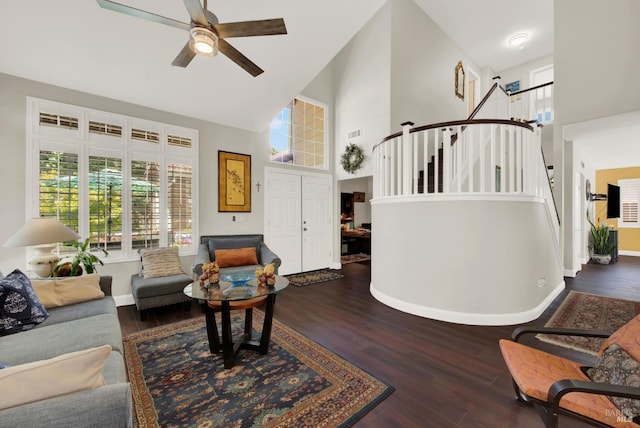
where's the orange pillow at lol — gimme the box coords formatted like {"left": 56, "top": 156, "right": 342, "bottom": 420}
{"left": 214, "top": 247, "right": 258, "bottom": 268}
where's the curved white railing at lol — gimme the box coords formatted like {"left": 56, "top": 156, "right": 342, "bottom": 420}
{"left": 370, "top": 118, "right": 563, "bottom": 325}
{"left": 372, "top": 119, "right": 559, "bottom": 246}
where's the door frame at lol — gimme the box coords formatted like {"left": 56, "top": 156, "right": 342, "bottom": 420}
{"left": 264, "top": 167, "right": 338, "bottom": 272}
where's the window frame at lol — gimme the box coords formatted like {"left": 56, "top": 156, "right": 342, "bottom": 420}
{"left": 269, "top": 95, "right": 329, "bottom": 170}
{"left": 26, "top": 97, "right": 199, "bottom": 262}
{"left": 618, "top": 178, "right": 640, "bottom": 228}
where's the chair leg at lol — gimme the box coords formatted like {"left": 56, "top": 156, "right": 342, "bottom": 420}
{"left": 182, "top": 301, "right": 192, "bottom": 312}
{"left": 511, "top": 379, "right": 529, "bottom": 403}
{"left": 139, "top": 309, "right": 148, "bottom": 321}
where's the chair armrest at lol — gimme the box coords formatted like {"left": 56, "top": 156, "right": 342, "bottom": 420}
{"left": 549, "top": 379, "right": 640, "bottom": 414}
{"left": 258, "top": 242, "right": 282, "bottom": 274}
{"left": 511, "top": 326, "right": 613, "bottom": 342}
{"left": 193, "top": 244, "right": 211, "bottom": 275}
{"left": 99, "top": 276, "right": 113, "bottom": 296}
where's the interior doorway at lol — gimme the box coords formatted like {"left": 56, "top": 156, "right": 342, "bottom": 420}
{"left": 265, "top": 168, "right": 333, "bottom": 275}
{"left": 466, "top": 67, "right": 481, "bottom": 117}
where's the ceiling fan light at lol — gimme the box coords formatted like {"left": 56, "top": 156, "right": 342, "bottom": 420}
{"left": 189, "top": 27, "right": 218, "bottom": 56}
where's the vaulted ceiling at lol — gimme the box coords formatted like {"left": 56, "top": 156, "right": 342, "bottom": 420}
{"left": 0, "top": 1, "right": 552, "bottom": 133}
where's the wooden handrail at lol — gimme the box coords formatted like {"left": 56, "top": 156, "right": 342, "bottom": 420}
{"left": 374, "top": 118, "right": 533, "bottom": 150}
{"left": 467, "top": 82, "right": 499, "bottom": 120}
{"left": 508, "top": 81, "right": 553, "bottom": 96}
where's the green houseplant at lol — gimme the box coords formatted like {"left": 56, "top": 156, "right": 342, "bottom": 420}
{"left": 53, "top": 238, "right": 108, "bottom": 277}
{"left": 587, "top": 214, "right": 613, "bottom": 264}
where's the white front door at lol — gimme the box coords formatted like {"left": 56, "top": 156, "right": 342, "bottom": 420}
{"left": 265, "top": 169, "right": 332, "bottom": 274}
{"left": 265, "top": 170, "right": 302, "bottom": 274}
{"left": 302, "top": 175, "right": 332, "bottom": 272}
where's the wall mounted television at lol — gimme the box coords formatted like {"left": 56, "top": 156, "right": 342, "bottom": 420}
{"left": 607, "top": 183, "right": 620, "bottom": 219}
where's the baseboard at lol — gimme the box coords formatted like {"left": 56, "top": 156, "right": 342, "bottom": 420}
{"left": 114, "top": 294, "right": 134, "bottom": 307}
{"left": 619, "top": 251, "right": 640, "bottom": 257}
{"left": 563, "top": 269, "right": 577, "bottom": 277}
{"left": 369, "top": 281, "right": 565, "bottom": 326}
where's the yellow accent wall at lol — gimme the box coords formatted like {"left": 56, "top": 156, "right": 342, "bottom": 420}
{"left": 596, "top": 167, "right": 640, "bottom": 252}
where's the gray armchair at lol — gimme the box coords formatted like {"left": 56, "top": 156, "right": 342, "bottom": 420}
{"left": 194, "top": 234, "right": 281, "bottom": 276}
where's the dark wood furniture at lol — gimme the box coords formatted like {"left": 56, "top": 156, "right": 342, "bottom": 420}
{"left": 341, "top": 229, "right": 371, "bottom": 255}
{"left": 609, "top": 229, "right": 618, "bottom": 263}
{"left": 184, "top": 276, "right": 289, "bottom": 369}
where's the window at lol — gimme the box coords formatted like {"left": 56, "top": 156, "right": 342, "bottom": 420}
{"left": 619, "top": 178, "right": 640, "bottom": 228}
{"left": 270, "top": 97, "right": 327, "bottom": 169}
{"left": 29, "top": 98, "right": 198, "bottom": 260}
{"left": 530, "top": 65, "right": 554, "bottom": 124}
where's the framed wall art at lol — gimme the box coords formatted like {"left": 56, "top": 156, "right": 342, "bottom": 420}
{"left": 218, "top": 151, "right": 251, "bottom": 212}
{"left": 455, "top": 60, "right": 465, "bottom": 100}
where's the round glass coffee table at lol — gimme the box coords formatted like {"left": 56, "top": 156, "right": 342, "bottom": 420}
{"left": 184, "top": 275, "right": 288, "bottom": 369}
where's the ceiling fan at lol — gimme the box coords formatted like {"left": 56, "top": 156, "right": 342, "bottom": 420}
{"left": 96, "top": 0, "right": 287, "bottom": 76}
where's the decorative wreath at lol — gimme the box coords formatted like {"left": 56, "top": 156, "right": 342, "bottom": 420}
{"left": 340, "top": 143, "right": 365, "bottom": 174}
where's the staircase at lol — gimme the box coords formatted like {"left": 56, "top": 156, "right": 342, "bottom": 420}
{"left": 418, "top": 147, "right": 443, "bottom": 193}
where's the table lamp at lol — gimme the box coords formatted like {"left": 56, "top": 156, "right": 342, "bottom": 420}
{"left": 3, "top": 217, "right": 81, "bottom": 277}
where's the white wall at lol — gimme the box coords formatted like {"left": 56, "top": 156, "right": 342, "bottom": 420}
{"left": 389, "top": 0, "right": 478, "bottom": 129}
{"left": 370, "top": 196, "right": 564, "bottom": 325}
{"left": 499, "top": 54, "right": 553, "bottom": 91}
{"left": 554, "top": 0, "right": 640, "bottom": 274}
{"left": 0, "top": 72, "right": 271, "bottom": 298}
{"left": 332, "top": 2, "right": 392, "bottom": 181}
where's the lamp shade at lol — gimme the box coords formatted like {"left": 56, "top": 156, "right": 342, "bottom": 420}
{"left": 3, "top": 218, "right": 81, "bottom": 247}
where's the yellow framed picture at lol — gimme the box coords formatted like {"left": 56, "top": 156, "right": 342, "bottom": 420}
{"left": 218, "top": 151, "right": 251, "bottom": 212}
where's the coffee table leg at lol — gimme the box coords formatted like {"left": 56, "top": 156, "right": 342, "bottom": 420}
{"left": 244, "top": 308, "right": 253, "bottom": 342}
{"left": 221, "top": 301, "right": 234, "bottom": 369}
{"left": 259, "top": 295, "right": 276, "bottom": 355}
{"left": 204, "top": 304, "right": 220, "bottom": 354}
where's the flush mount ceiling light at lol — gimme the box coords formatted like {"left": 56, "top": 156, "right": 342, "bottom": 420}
{"left": 508, "top": 33, "right": 529, "bottom": 48}
{"left": 189, "top": 27, "right": 218, "bottom": 56}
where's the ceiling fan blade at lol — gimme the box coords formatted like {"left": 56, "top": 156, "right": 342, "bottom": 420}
{"left": 218, "top": 39, "right": 264, "bottom": 77}
{"left": 203, "top": 8, "right": 219, "bottom": 26}
{"left": 213, "top": 18, "right": 287, "bottom": 38}
{"left": 182, "top": 0, "right": 208, "bottom": 26}
{"left": 96, "top": 0, "right": 190, "bottom": 31}
{"left": 171, "top": 42, "right": 197, "bottom": 68}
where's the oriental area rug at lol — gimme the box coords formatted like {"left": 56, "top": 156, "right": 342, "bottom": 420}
{"left": 284, "top": 269, "right": 344, "bottom": 287}
{"left": 123, "top": 311, "right": 393, "bottom": 427}
{"left": 537, "top": 291, "right": 640, "bottom": 355}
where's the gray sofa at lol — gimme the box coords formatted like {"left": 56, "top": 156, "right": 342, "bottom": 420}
{"left": 194, "top": 234, "right": 281, "bottom": 276}
{"left": 0, "top": 276, "right": 132, "bottom": 427}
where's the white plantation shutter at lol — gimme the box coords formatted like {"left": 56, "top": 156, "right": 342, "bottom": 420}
{"left": 619, "top": 178, "right": 640, "bottom": 227}
{"left": 29, "top": 97, "right": 198, "bottom": 259}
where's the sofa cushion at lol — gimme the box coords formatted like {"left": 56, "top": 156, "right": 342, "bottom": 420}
{"left": 140, "top": 247, "right": 183, "bottom": 279}
{"left": 214, "top": 247, "right": 259, "bottom": 268}
{"left": 0, "top": 270, "right": 48, "bottom": 336}
{"left": 32, "top": 274, "right": 104, "bottom": 309}
{"left": 131, "top": 273, "right": 193, "bottom": 299}
{"left": 37, "top": 296, "right": 116, "bottom": 327}
{"left": 0, "top": 345, "right": 111, "bottom": 411}
{"left": 0, "top": 313, "right": 123, "bottom": 364}
{"left": 588, "top": 343, "right": 640, "bottom": 421}
{"left": 207, "top": 235, "right": 261, "bottom": 259}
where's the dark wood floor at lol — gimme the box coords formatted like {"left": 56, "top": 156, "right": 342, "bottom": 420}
{"left": 117, "top": 256, "right": 640, "bottom": 427}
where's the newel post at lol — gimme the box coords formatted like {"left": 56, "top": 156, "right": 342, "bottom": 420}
{"left": 401, "top": 121, "right": 414, "bottom": 196}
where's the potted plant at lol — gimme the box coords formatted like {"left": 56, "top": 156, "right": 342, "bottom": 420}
{"left": 587, "top": 215, "right": 613, "bottom": 265}
{"left": 53, "top": 238, "right": 108, "bottom": 277}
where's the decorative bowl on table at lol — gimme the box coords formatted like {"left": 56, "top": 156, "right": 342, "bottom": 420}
{"left": 221, "top": 272, "right": 254, "bottom": 287}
